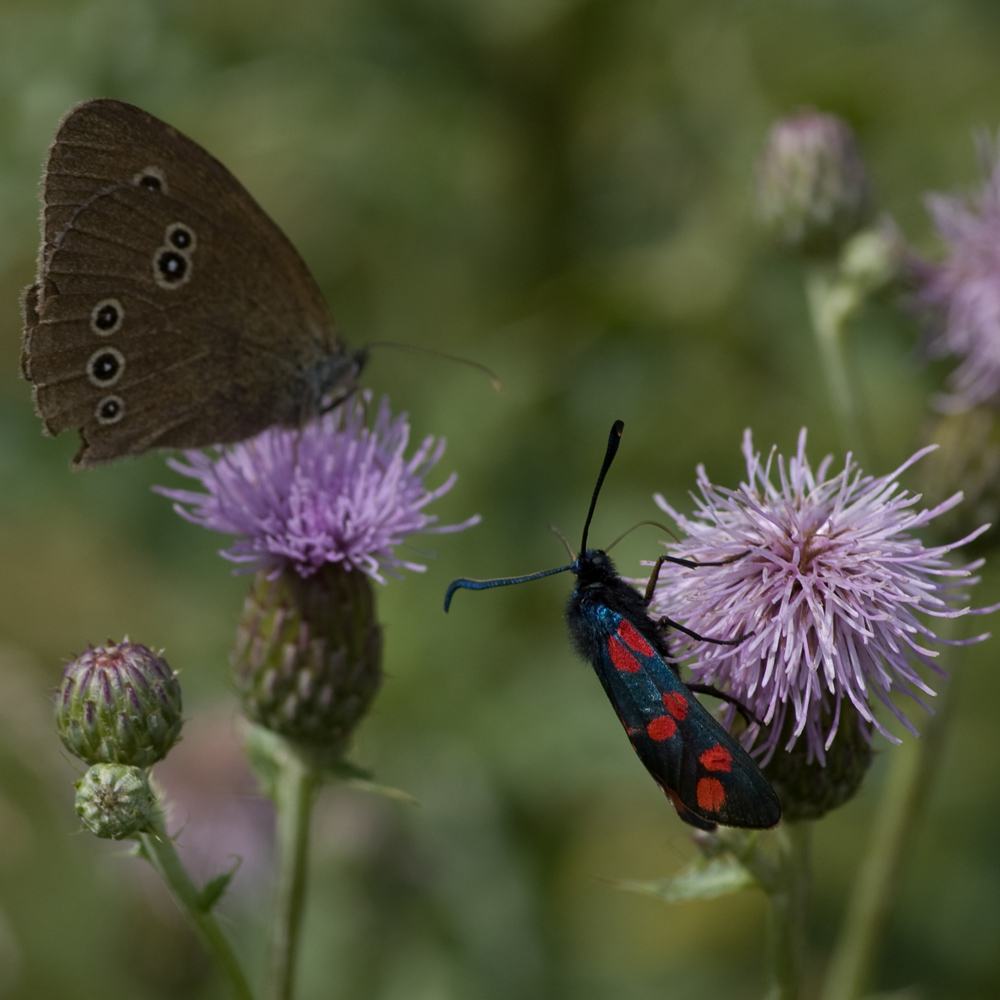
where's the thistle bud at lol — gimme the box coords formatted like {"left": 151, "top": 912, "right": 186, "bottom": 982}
{"left": 56, "top": 640, "right": 183, "bottom": 768}
{"left": 756, "top": 110, "right": 872, "bottom": 256}
{"left": 762, "top": 703, "right": 873, "bottom": 821}
{"left": 232, "top": 563, "right": 383, "bottom": 750}
{"left": 75, "top": 763, "right": 155, "bottom": 839}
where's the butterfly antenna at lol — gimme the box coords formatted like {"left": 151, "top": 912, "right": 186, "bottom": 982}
{"left": 445, "top": 564, "right": 574, "bottom": 611}
{"left": 605, "top": 521, "right": 679, "bottom": 553}
{"left": 367, "top": 341, "right": 503, "bottom": 393}
{"left": 580, "top": 420, "right": 624, "bottom": 554}
{"left": 550, "top": 525, "right": 575, "bottom": 559}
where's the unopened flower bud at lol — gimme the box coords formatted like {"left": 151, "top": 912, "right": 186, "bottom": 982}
{"left": 56, "top": 640, "right": 183, "bottom": 767}
{"left": 757, "top": 110, "right": 872, "bottom": 256}
{"left": 762, "top": 703, "right": 873, "bottom": 821}
{"left": 840, "top": 224, "right": 903, "bottom": 293}
{"left": 232, "top": 564, "right": 383, "bottom": 750}
{"left": 75, "top": 763, "right": 155, "bottom": 839}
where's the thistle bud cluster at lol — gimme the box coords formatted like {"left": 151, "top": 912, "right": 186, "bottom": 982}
{"left": 56, "top": 640, "right": 181, "bottom": 840}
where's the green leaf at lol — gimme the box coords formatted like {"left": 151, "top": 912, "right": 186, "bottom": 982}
{"left": 323, "top": 758, "right": 373, "bottom": 782}
{"left": 612, "top": 855, "right": 758, "bottom": 902}
{"left": 197, "top": 858, "right": 242, "bottom": 912}
{"left": 344, "top": 777, "right": 419, "bottom": 805}
{"left": 240, "top": 720, "right": 416, "bottom": 802}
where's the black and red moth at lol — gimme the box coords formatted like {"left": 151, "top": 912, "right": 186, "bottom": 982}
{"left": 445, "top": 421, "right": 781, "bottom": 831}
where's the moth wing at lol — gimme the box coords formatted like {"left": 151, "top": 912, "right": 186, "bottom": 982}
{"left": 595, "top": 614, "right": 781, "bottom": 830}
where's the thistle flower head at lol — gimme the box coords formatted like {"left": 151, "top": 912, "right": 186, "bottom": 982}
{"left": 918, "top": 146, "right": 1000, "bottom": 410}
{"left": 756, "top": 110, "right": 872, "bottom": 255}
{"left": 159, "top": 394, "right": 479, "bottom": 583}
{"left": 648, "top": 429, "right": 993, "bottom": 767}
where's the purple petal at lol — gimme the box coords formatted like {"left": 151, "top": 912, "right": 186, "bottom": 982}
{"left": 156, "top": 394, "right": 478, "bottom": 583}
{"left": 645, "top": 429, "right": 994, "bottom": 764}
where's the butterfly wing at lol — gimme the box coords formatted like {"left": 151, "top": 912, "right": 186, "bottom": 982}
{"left": 592, "top": 610, "right": 781, "bottom": 830}
{"left": 22, "top": 99, "right": 359, "bottom": 466}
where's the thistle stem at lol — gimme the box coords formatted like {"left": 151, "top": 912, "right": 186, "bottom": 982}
{"left": 805, "top": 268, "right": 869, "bottom": 467}
{"left": 138, "top": 825, "right": 256, "bottom": 1000}
{"left": 266, "top": 743, "right": 317, "bottom": 1000}
{"left": 763, "top": 822, "right": 811, "bottom": 1000}
{"left": 819, "top": 684, "right": 952, "bottom": 1000}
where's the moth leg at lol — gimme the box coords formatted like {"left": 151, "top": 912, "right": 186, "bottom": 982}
{"left": 686, "top": 683, "right": 765, "bottom": 728}
{"left": 643, "top": 551, "right": 751, "bottom": 606}
{"left": 653, "top": 612, "right": 753, "bottom": 647}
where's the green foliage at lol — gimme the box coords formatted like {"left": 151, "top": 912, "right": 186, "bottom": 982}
{"left": 613, "top": 855, "right": 758, "bottom": 903}
{"left": 197, "top": 861, "right": 241, "bottom": 914}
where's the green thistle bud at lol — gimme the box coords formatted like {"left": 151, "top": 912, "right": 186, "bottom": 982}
{"left": 232, "top": 563, "right": 383, "bottom": 750}
{"left": 756, "top": 110, "right": 873, "bottom": 256}
{"left": 55, "top": 640, "right": 183, "bottom": 767}
{"left": 762, "top": 702, "right": 873, "bottom": 821}
{"left": 75, "top": 763, "right": 155, "bottom": 839}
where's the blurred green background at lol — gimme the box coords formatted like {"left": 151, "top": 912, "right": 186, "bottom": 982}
{"left": 2, "top": 0, "right": 1000, "bottom": 997}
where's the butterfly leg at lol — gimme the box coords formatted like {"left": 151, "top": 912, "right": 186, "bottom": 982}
{"left": 317, "top": 348, "right": 370, "bottom": 417}
{"left": 642, "top": 551, "right": 751, "bottom": 605}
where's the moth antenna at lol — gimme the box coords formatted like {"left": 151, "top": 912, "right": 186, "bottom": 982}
{"left": 550, "top": 525, "right": 575, "bottom": 559}
{"left": 445, "top": 564, "right": 574, "bottom": 611}
{"left": 580, "top": 420, "right": 624, "bottom": 554}
{"left": 605, "top": 520, "right": 678, "bottom": 553}
{"left": 367, "top": 341, "right": 503, "bottom": 393}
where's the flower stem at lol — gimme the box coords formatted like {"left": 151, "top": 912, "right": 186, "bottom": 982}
{"left": 138, "top": 825, "right": 255, "bottom": 1000}
{"left": 266, "top": 742, "right": 317, "bottom": 1000}
{"left": 763, "top": 822, "right": 811, "bottom": 1000}
{"left": 818, "top": 684, "right": 952, "bottom": 1000}
{"left": 805, "top": 268, "right": 868, "bottom": 467}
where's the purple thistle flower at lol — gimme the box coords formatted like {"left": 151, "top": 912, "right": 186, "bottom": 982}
{"left": 919, "top": 148, "right": 1000, "bottom": 409}
{"left": 158, "top": 394, "right": 479, "bottom": 584}
{"left": 647, "top": 429, "right": 994, "bottom": 765}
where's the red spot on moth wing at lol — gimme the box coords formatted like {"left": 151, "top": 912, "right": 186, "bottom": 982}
{"left": 699, "top": 744, "right": 732, "bottom": 772}
{"left": 662, "top": 691, "right": 688, "bottom": 720}
{"left": 607, "top": 636, "right": 641, "bottom": 673}
{"left": 646, "top": 715, "right": 677, "bottom": 741}
{"left": 696, "top": 777, "right": 726, "bottom": 812}
{"left": 617, "top": 619, "right": 654, "bottom": 656}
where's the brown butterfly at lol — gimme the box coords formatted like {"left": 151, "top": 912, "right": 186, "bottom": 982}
{"left": 21, "top": 99, "right": 366, "bottom": 467}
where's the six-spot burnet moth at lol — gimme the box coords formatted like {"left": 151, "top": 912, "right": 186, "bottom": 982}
{"left": 445, "top": 420, "right": 781, "bottom": 831}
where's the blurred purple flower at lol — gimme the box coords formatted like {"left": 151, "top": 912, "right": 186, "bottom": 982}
{"left": 158, "top": 394, "right": 479, "bottom": 583}
{"left": 151, "top": 708, "right": 273, "bottom": 906}
{"left": 647, "top": 429, "right": 994, "bottom": 764}
{"left": 756, "top": 109, "right": 872, "bottom": 254}
{"left": 919, "top": 149, "right": 1000, "bottom": 409}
